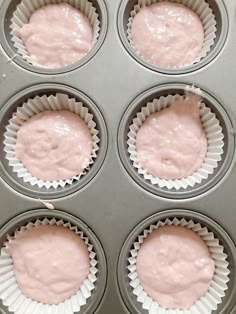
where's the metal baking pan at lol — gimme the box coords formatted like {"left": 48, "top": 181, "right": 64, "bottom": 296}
{"left": 0, "top": 0, "right": 236, "bottom": 313}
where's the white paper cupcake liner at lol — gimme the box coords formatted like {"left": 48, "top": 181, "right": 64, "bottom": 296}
{"left": 127, "top": 0, "right": 217, "bottom": 68}
{"left": 4, "top": 93, "right": 100, "bottom": 189}
{"left": 0, "top": 218, "right": 98, "bottom": 314}
{"left": 10, "top": 0, "right": 100, "bottom": 67}
{"left": 127, "top": 88, "right": 224, "bottom": 190}
{"left": 128, "top": 217, "right": 230, "bottom": 314}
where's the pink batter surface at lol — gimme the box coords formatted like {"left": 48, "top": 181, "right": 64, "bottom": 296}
{"left": 15, "top": 110, "right": 93, "bottom": 181}
{"left": 9, "top": 225, "right": 90, "bottom": 304}
{"left": 131, "top": 2, "right": 204, "bottom": 67}
{"left": 136, "top": 95, "right": 207, "bottom": 180}
{"left": 18, "top": 3, "right": 93, "bottom": 68}
{"left": 136, "top": 225, "right": 215, "bottom": 309}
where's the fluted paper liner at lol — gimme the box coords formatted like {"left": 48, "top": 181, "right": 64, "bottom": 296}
{"left": 10, "top": 0, "right": 100, "bottom": 67}
{"left": 128, "top": 217, "right": 230, "bottom": 314}
{"left": 127, "top": 0, "right": 217, "bottom": 68}
{"left": 4, "top": 93, "right": 100, "bottom": 189}
{"left": 0, "top": 218, "right": 98, "bottom": 314}
{"left": 127, "top": 90, "right": 224, "bottom": 190}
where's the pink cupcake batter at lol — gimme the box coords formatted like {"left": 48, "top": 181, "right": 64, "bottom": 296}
{"left": 18, "top": 3, "right": 93, "bottom": 68}
{"left": 15, "top": 110, "right": 93, "bottom": 181}
{"left": 136, "top": 225, "right": 215, "bottom": 310}
{"left": 131, "top": 2, "right": 204, "bottom": 67}
{"left": 136, "top": 95, "right": 207, "bottom": 180}
{"left": 9, "top": 225, "right": 90, "bottom": 304}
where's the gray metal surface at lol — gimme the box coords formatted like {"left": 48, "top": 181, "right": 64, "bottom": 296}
{"left": 0, "top": 0, "right": 235, "bottom": 313}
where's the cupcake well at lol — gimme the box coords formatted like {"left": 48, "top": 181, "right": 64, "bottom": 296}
{"left": 127, "top": 0, "right": 217, "bottom": 68}
{"left": 127, "top": 87, "right": 224, "bottom": 190}
{"left": 128, "top": 217, "right": 230, "bottom": 314}
{"left": 3, "top": 93, "right": 100, "bottom": 189}
{"left": 0, "top": 218, "right": 98, "bottom": 314}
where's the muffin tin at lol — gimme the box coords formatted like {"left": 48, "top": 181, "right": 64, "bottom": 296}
{"left": 0, "top": 0, "right": 236, "bottom": 313}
